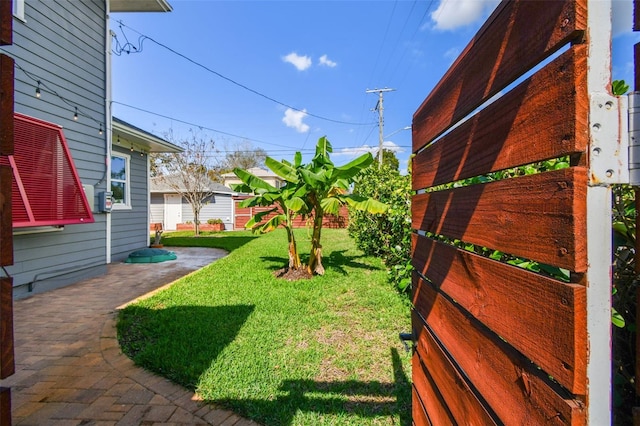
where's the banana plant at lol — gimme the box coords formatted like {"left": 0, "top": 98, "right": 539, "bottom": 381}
{"left": 269, "top": 137, "right": 388, "bottom": 275}
{"left": 230, "top": 167, "right": 308, "bottom": 270}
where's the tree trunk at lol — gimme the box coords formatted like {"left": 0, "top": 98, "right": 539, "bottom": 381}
{"left": 287, "top": 226, "right": 302, "bottom": 270}
{"left": 194, "top": 210, "right": 200, "bottom": 236}
{"left": 308, "top": 209, "right": 325, "bottom": 275}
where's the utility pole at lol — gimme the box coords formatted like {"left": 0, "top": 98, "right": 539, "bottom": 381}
{"left": 366, "top": 87, "right": 395, "bottom": 168}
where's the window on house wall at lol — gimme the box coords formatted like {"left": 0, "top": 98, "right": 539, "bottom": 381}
{"left": 110, "top": 153, "right": 130, "bottom": 209}
{"left": 6, "top": 113, "right": 94, "bottom": 227}
{"left": 13, "top": 0, "right": 25, "bottom": 21}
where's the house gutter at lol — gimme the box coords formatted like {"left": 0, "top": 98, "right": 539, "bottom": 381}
{"left": 105, "top": 0, "right": 112, "bottom": 264}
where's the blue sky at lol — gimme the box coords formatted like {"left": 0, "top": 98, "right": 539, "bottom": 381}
{"left": 110, "top": 0, "right": 638, "bottom": 172}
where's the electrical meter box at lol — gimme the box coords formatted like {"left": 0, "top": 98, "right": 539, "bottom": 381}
{"left": 99, "top": 191, "right": 112, "bottom": 213}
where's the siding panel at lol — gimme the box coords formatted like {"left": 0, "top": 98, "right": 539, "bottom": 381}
{"left": 5, "top": 0, "right": 108, "bottom": 293}
{"left": 111, "top": 146, "right": 150, "bottom": 261}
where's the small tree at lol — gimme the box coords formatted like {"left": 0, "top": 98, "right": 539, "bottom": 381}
{"left": 157, "top": 130, "right": 216, "bottom": 236}
{"left": 268, "top": 137, "right": 387, "bottom": 275}
{"left": 231, "top": 164, "right": 308, "bottom": 271}
{"left": 235, "top": 136, "right": 386, "bottom": 277}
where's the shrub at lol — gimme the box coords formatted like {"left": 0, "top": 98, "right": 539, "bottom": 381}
{"left": 348, "top": 164, "right": 412, "bottom": 293}
{"left": 207, "top": 218, "right": 224, "bottom": 225}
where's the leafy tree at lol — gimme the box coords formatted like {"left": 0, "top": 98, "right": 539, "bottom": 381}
{"left": 381, "top": 149, "right": 400, "bottom": 171}
{"left": 268, "top": 137, "right": 387, "bottom": 275}
{"left": 230, "top": 160, "right": 308, "bottom": 270}
{"left": 349, "top": 164, "right": 413, "bottom": 292}
{"left": 209, "top": 141, "right": 267, "bottom": 182}
{"left": 155, "top": 130, "right": 216, "bottom": 236}
{"left": 234, "top": 136, "right": 387, "bottom": 277}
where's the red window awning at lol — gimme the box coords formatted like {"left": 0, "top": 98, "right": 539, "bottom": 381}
{"left": 2, "top": 113, "right": 94, "bottom": 227}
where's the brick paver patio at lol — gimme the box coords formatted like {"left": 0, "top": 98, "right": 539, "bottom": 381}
{"left": 0, "top": 247, "right": 260, "bottom": 426}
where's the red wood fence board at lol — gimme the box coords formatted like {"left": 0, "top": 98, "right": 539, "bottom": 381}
{"left": 0, "top": 0, "right": 11, "bottom": 46}
{"left": 411, "top": 390, "right": 433, "bottom": 426}
{"left": 233, "top": 198, "right": 347, "bottom": 230}
{"left": 0, "top": 165, "right": 12, "bottom": 267}
{"left": 0, "top": 277, "right": 13, "bottom": 379}
{"left": 412, "top": 233, "right": 587, "bottom": 394}
{"left": 412, "top": 356, "right": 454, "bottom": 426}
{"left": 0, "top": 54, "right": 13, "bottom": 157}
{"left": 413, "top": 315, "right": 497, "bottom": 425}
{"left": 412, "top": 45, "right": 587, "bottom": 190}
{"left": 413, "top": 0, "right": 586, "bottom": 152}
{"left": 412, "top": 167, "right": 587, "bottom": 272}
{"left": 0, "top": 387, "right": 10, "bottom": 426}
{"left": 412, "top": 275, "right": 586, "bottom": 424}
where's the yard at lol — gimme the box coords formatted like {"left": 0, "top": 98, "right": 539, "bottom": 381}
{"left": 117, "top": 228, "right": 412, "bottom": 426}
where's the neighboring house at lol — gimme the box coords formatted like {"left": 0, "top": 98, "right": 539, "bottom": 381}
{"left": 150, "top": 176, "right": 236, "bottom": 231}
{"left": 221, "top": 167, "right": 285, "bottom": 189}
{"left": 2, "top": 0, "right": 173, "bottom": 298}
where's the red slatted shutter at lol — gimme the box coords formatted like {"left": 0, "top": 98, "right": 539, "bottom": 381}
{"left": 5, "top": 113, "right": 94, "bottom": 227}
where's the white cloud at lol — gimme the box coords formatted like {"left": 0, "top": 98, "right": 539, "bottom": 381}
{"left": 319, "top": 54, "right": 337, "bottom": 68}
{"left": 336, "top": 145, "right": 375, "bottom": 156}
{"left": 381, "top": 141, "right": 405, "bottom": 153}
{"left": 335, "top": 141, "right": 404, "bottom": 156}
{"left": 282, "top": 108, "right": 310, "bottom": 133}
{"left": 282, "top": 52, "right": 312, "bottom": 71}
{"left": 431, "top": 0, "right": 499, "bottom": 30}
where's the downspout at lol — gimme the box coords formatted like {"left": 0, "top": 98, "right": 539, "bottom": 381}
{"left": 105, "top": 0, "right": 112, "bottom": 264}
{"left": 146, "top": 147, "right": 150, "bottom": 245}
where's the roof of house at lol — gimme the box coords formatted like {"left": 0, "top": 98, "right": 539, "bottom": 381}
{"left": 221, "top": 167, "right": 281, "bottom": 179}
{"left": 112, "top": 117, "right": 182, "bottom": 153}
{"left": 150, "top": 175, "right": 236, "bottom": 194}
{"left": 109, "top": 0, "right": 172, "bottom": 13}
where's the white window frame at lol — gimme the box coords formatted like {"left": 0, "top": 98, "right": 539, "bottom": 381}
{"left": 110, "top": 152, "right": 131, "bottom": 210}
{"left": 13, "top": 0, "right": 25, "bottom": 22}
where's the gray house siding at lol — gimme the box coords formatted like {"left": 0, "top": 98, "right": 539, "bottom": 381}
{"left": 4, "top": 0, "right": 109, "bottom": 297}
{"left": 180, "top": 194, "right": 234, "bottom": 230}
{"left": 150, "top": 193, "right": 165, "bottom": 225}
{"left": 110, "top": 146, "right": 150, "bottom": 261}
{"left": 150, "top": 190, "right": 234, "bottom": 231}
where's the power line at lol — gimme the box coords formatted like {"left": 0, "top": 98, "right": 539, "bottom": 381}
{"left": 386, "top": 0, "right": 438, "bottom": 88}
{"left": 365, "top": 88, "right": 395, "bottom": 167}
{"left": 113, "top": 20, "right": 375, "bottom": 127}
{"left": 13, "top": 59, "right": 400, "bottom": 161}
{"left": 113, "top": 101, "right": 299, "bottom": 150}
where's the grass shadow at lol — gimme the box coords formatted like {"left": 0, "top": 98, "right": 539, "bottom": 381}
{"left": 324, "top": 250, "right": 383, "bottom": 275}
{"left": 259, "top": 255, "right": 307, "bottom": 271}
{"left": 117, "top": 304, "right": 254, "bottom": 388}
{"left": 209, "top": 348, "right": 411, "bottom": 425}
{"left": 259, "top": 250, "right": 382, "bottom": 275}
{"left": 157, "top": 232, "right": 259, "bottom": 252}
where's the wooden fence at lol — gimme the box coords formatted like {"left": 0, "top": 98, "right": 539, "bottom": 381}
{"left": 0, "top": 1, "right": 14, "bottom": 424}
{"left": 410, "top": 0, "right": 617, "bottom": 423}
{"left": 233, "top": 197, "right": 348, "bottom": 230}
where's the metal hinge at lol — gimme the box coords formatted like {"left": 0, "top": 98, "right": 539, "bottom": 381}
{"left": 589, "top": 92, "right": 629, "bottom": 185}
{"left": 627, "top": 92, "right": 640, "bottom": 185}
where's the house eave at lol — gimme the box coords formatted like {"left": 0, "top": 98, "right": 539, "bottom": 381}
{"left": 109, "top": 0, "right": 173, "bottom": 13}
{"left": 112, "top": 118, "right": 182, "bottom": 153}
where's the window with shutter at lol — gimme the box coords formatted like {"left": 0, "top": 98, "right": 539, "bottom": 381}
{"left": 1, "top": 113, "right": 95, "bottom": 227}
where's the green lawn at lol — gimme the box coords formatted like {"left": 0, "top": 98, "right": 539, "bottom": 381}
{"left": 119, "top": 228, "right": 412, "bottom": 426}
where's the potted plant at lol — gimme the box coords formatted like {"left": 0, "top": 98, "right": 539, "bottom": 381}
{"left": 206, "top": 218, "right": 225, "bottom": 231}
{"left": 150, "top": 224, "right": 163, "bottom": 248}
